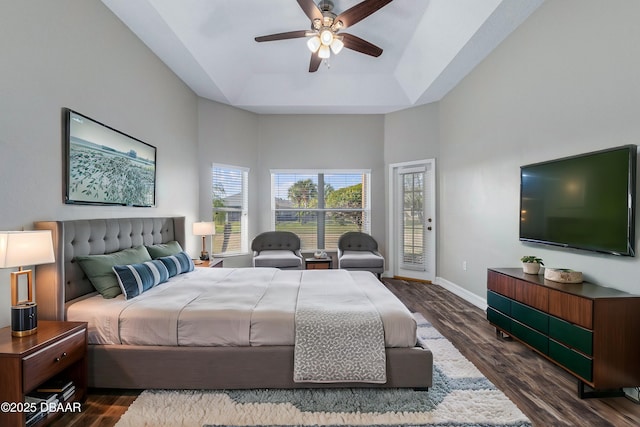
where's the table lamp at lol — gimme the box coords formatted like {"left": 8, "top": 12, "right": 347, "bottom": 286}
{"left": 0, "top": 230, "right": 55, "bottom": 337}
{"left": 192, "top": 222, "right": 215, "bottom": 261}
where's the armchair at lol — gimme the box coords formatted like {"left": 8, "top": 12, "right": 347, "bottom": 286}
{"left": 251, "top": 231, "right": 304, "bottom": 270}
{"left": 337, "top": 232, "right": 385, "bottom": 278}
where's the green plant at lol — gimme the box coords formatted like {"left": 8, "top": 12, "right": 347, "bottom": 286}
{"left": 520, "top": 256, "right": 544, "bottom": 265}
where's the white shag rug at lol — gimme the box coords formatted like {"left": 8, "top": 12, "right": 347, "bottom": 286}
{"left": 115, "top": 314, "right": 531, "bottom": 427}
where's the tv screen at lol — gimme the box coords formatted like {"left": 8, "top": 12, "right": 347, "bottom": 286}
{"left": 520, "top": 145, "right": 637, "bottom": 256}
{"left": 63, "top": 108, "right": 156, "bottom": 207}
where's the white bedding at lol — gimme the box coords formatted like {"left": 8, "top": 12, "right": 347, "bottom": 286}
{"left": 66, "top": 267, "right": 417, "bottom": 348}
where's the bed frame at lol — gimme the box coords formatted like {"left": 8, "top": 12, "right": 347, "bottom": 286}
{"left": 34, "top": 217, "right": 433, "bottom": 389}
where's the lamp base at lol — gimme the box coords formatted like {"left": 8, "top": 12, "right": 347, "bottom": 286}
{"left": 200, "top": 251, "right": 210, "bottom": 261}
{"left": 11, "top": 302, "right": 37, "bottom": 337}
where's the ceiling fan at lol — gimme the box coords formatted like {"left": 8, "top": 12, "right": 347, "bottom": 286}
{"left": 255, "top": 0, "right": 394, "bottom": 72}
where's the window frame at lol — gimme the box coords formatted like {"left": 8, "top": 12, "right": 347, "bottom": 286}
{"left": 211, "top": 162, "right": 250, "bottom": 256}
{"left": 270, "top": 169, "right": 371, "bottom": 250}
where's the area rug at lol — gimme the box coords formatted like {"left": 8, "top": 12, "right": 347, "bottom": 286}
{"left": 114, "top": 314, "right": 531, "bottom": 427}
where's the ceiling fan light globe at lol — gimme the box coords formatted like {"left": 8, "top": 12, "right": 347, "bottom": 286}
{"left": 330, "top": 38, "right": 344, "bottom": 54}
{"left": 320, "top": 29, "right": 334, "bottom": 46}
{"left": 318, "top": 45, "right": 331, "bottom": 59}
{"left": 307, "top": 36, "right": 321, "bottom": 53}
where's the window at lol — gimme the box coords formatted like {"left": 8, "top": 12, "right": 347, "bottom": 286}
{"left": 212, "top": 164, "right": 249, "bottom": 255}
{"left": 271, "top": 170, "right": 371, "bottom": 250}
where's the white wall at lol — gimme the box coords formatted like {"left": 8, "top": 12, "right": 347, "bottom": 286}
{"left": 0, "top": 0, "right": 199, "bottom": 327}
{"left": 383, "top": 104, "right": 440, "bottom": 275}
{"left": 197, "top": 98, "right": 260, "bottom": 267}
{"left": 437, "top": 0, "right": 640, "bottom": 296}
{"left": 256, "top": 114, "right": 386, "bottom": 250}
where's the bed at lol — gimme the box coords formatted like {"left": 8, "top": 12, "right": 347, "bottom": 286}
{"left": 34, "top": 217, "right": 432, "bottom": 389}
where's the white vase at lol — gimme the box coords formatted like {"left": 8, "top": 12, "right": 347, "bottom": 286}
{"left": 522, "top": 262, "right": 541, "bottom": 274}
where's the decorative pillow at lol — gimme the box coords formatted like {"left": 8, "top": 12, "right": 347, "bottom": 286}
{"left": 75, "top": 246, "right": 152, "bottom": 298}
{"left": 146, "top": 241, "right": 183, "bottom": 259}
{"left": 113, "top": 260, "right": 170, "bottom": 299}
{"left": 157, "top": 251, "right": 195, "bottom": 277}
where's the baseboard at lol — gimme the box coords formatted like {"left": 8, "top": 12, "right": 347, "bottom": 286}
{"left": 434, "top": 276, "right": 487, "bottom": 311}
{"left": 393, "top": 275, "right": 432, "bottom": 284}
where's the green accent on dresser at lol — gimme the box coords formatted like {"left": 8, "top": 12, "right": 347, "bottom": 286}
{"left": 487, "top": 291, "right": 511, "bottom": 315}
{"left": 549, "top": 317, "right": 593, "bottom": 356}
{"left": 549, "top": 340, "right": 593, "bottom": 382}
{"left": 511, "top": 321, "right": 549, "bottom": 355}
{"left": 511, "top": 301, "right": 549, "bottom": 334}
{"left": 487, "top": 307, "right": 511, "bottom": 333}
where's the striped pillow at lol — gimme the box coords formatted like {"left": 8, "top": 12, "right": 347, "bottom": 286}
{"left": 113, "top": 260, "right": 170, "bottom": 299}
{"left": 158, "top": 251, "right": 195, "bottom": 277}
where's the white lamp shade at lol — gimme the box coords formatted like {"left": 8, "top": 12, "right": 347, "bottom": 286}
{"left": 0, "top": 231, "right": 55, "bottom": 268}
{"left": 192, "top": 222, "right": 216, "bottom": 236}
{"left": 318, "top": 45, "right": 331, "bottom": 59}
{"left": 330, "top": 38, "right": 344, "bottom": 55}
{"left": 307, "top": 36, "right": 321, "bottom": 53}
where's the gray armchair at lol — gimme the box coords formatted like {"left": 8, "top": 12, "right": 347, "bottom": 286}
{"left": 251, "top": 231, "right": 304, "bottom": 270}
{"left": 337, "top": 232, "right": 385, "bottom": 278}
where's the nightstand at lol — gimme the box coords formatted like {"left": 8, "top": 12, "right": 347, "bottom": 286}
{"left": 194, "top": 258, "right": 223, "bottom": 268}
{"left": 305, "top": 257, "right": 332, "bottom": 269}
{"left": 0, "top": 321, "right": 87, "bottom": 427}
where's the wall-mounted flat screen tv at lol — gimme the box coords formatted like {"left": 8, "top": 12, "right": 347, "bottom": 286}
{"left": 520, "top": 145, "right": 637, "bottom": 256}
{"left": 63, "top": 108, "right": 156, "bottom": 207}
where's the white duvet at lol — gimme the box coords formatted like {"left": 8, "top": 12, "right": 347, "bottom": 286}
{"left": 66, "top": 267, "right": 417, "bottom": 348}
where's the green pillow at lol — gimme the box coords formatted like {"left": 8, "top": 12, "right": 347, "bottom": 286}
{"left": 146, "top": 240, "right": 183, "bottom": 259}
{"left": 75, "top": 246, "right": 152, "bottom": 298}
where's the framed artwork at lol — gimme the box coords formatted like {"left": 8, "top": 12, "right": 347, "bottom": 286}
{"left": 63, "top": 108, "right": 156, "bottom": 207}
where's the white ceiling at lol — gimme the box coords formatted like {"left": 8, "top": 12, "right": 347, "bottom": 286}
{"left": 101, "top": 0, "right": 543, "bottom": 114}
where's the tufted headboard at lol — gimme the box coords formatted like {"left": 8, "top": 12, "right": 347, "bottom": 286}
{"left": 34, "top": 217, "right": 185, "bottom": 320}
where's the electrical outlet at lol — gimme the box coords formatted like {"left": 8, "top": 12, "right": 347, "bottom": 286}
{"left": 462, "top": 261, "right": 467, "bottom": 271}
{"left": 624, "top": 387, "right": 640, "bottom": 404}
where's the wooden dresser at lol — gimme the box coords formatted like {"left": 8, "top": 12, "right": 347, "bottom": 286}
{"left": 486, "top": 268, "right": 640, "bottom": 398}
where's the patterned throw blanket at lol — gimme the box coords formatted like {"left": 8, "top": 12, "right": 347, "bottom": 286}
{"left": 293, "top": 270, "right": 386, "bottom": 383}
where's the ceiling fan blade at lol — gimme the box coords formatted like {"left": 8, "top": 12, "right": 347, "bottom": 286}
{"left": 341, "top": 33, "right": 383, "bottom": 57}
{"left": 297, "top": 0, "right": 323, "bottom": 21}
{"left": 335, "top": 0, "right": 394, "bottom": 29}
{"left": 255, "top": 30, "right": 309, "bottom": 42}
{"left": 309, "top": 52, "right": 322, "bottom": 72}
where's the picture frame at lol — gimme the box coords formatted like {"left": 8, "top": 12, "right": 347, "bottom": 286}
{"left": 63, "top": 108, "right": 157, "bottom": 207}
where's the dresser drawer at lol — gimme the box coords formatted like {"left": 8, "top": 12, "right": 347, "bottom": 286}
{"left": 487, "top": 307, "right": 511, "bottom": 333}
{"left": 511, "top": 321, "right": 549, "bottom": 355}
{"left": 549, "top": 316, "right": 593, "bottom": 356}
{"left": 23, "top": 329, "right": 86, "bottom": 392}
{"left": 511, "top": 300, "right": 549, "bottom": 334}
{"left": 549, "top": 339, "right": 593, "bottom": 382}
{"left": 487, "top": 291, "right": 511, "bottom": 315}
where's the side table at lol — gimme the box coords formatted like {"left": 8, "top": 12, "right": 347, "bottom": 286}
{"left": 305, "top": 257, "right": 332, "bottom": 270}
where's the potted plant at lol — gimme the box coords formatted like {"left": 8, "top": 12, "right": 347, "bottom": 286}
{"left": 520, "top": 256, "right": 544, "bottom": 274}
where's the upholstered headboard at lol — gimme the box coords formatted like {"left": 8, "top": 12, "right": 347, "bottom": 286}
{"left": 34, "top": 217, "right": 185, "bottom": 320}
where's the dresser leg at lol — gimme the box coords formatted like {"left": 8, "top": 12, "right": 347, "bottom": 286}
{"left": 577, "top": 380, "right": 624, "bottom": 399}
{"left": 495, "top": 328, "right": 512, "bottom": 341}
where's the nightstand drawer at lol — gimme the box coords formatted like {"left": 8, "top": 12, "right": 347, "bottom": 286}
{"left": 23, "top": 329, "right": 86, "bottom": 392}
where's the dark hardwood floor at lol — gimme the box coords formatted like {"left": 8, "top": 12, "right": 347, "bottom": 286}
{"left": 51, "top": 278, "right": 640, "bottom": 427}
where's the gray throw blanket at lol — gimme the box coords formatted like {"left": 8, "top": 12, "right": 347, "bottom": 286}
{"left": 293, "top": 270, "right": 386, "bottom": 383}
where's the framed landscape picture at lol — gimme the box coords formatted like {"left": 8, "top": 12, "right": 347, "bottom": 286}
{"left": 63, "top": 108, "right": 156, "bottom": 207}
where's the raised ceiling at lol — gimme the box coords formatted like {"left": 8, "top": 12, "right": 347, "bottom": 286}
{"left": 101, "top": 0, "right": 543, "bottom": 114}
